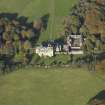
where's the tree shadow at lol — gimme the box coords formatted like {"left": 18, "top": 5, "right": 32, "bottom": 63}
{"left": 41, "top": 13, "right": 50, "bottom": 30}
{"left": 41, "top": 36, "right": 64, "bottom": 47}
{"left": 95, "top": 52, "right": 105, "bottom": 62}
{"left": 54, "top": 37, "right": 65, "bottom": 44}
{"left": 0, "top": 12, "right": 33, "bottom": 28}
{"left": 0, "top": 13, "right": 18, "bottom": 20}
{"left": 88, "top": 90, "right": 105, "bottom": 105}
{"left": 31, "top": 13, "right": 50, "bottom": 44}
{"left": 17, "top": 16, "right": 28, "bottom": 26}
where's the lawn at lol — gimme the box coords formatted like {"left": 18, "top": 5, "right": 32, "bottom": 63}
{"left": 0, "top": 0, "right": 78, "bottom": 42}
{"left": 0, "top": 1, "right": 104, "bottom": 104}
{"left": 0, "top": 67, "right": 105, "bottom": 105}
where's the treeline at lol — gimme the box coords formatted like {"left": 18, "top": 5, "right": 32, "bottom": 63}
{"left": 0, "top": 13, "right": 49, "bottom": 73}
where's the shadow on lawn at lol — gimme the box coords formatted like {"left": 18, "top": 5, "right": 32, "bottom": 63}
{"left": 0, "top": 13, "right": 31, "bottom": 27}
{"left": 88, "top": 90, "right": 105, "bottom": 105}
{"left": 41, "top": 13, "right": 50, "bottom": 30}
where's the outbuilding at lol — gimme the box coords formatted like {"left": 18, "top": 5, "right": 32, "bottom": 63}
{"left": 35, "top": 46, "right": 54, "bottom": 57}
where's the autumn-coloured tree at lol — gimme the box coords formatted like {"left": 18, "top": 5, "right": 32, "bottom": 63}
{"left": 64, "top": 0, "right": 105, "bottom": 55}
{"left": 33, "top": 19, "right": 43, "bottom": 31}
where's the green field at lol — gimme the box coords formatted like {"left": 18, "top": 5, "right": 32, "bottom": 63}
{"left": 0, "top": 1, "right": 105, "bottom": 105}
{"left": 0, "top": 68, "right": 105, "bottom": 105}
{"left": 0, "top": 0, "right": 78, "bottom": 42}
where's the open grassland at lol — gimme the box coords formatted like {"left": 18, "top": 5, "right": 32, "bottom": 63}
{"left": 0, "top": 1, "right": 104, "bottom": 105}
{"left": 0, "top": 0, "right": 78, "bottom": 42}
{"left": 0, "top": 68, "right": 105, "bottom": 105}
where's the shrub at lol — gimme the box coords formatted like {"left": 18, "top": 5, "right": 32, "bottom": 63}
{"left": 54, "top": 54, "right": 70, "bottom": 65}
{"left": 44, "top": 57, "right": 55, "bottom": 66}
{"left": 30, "top": 54, "right": 40, "bottom": 65}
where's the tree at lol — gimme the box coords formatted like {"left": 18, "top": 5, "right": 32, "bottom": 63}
{"left": 23, "top": 40, "right": 32, "bottom": 51}
{"left": 80, "top": 25, "right": 89, "bottom": 36}
{"left": 33, "top": 19, "right": 43, "bottom": 31}
{"left": 63, "top": 16, "right": 71, "bottom": 35}
{"left": 13, "top": 33, "right": 20, "bottom": 41}
{"left": 84, "top": 38, "right": 95, "bottom": 53}
{"left": 71, "top": 15, "right": 81, "bottom": 27}
{"left": 26, "top": 29, "right": 35, "bottom": 39}
{"left": 2, "top": 32, "right": 10, "bottom": 41}
{"left": 95, "top": 39, "right": 103, "bottom": 51}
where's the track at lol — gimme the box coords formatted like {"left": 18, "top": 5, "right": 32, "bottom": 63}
{"left": 48, "top": 0, "right": 55, "bottom": 40}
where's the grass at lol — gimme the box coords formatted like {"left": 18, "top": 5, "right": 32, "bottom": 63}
{"left": 0, "top": 1, "right": 104, "bottom": 105}
{"left": 0, "top": 67, "right": 105, "bottom": 105}
{"left": 0, "top": 0, "right": 78, "bottom": 42}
